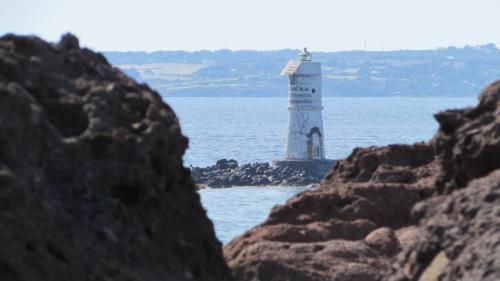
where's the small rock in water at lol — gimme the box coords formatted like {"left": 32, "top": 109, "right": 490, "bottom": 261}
{"left": 191, "top": 159, "right": 335, "bottom": 187}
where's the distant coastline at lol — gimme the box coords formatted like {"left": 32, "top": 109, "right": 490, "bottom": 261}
{"left": 162, "top": 93, "right": 482, "bottom": 98}
{"left": 104, "top": 45, "right": 500, "bottom": 98}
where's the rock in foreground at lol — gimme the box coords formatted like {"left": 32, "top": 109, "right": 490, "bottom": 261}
{"left": 389, "top": 81, "right": 500, "bottom": 281}
{"left": 389, "top": 170, "right": 500, "bottom": 281}
{"left": 224, "top": 81, "right": 500, "bottom": 281}
{"left": 0, "top": 34, "right": 232, "bottom": 281}
{"left": 225, "top": 143, "right": 437, "bottom": 281}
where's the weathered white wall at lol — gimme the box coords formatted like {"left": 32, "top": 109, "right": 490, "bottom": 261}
{"left": 284, "top": 61, "right": 325, "bottom": 160}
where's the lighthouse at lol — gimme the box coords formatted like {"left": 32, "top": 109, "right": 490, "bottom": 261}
{"left": 272, "top": 48, "right": 335, "bottom": 178}
{"left": 280, "top": 48, "right": 325, "bottom": 160}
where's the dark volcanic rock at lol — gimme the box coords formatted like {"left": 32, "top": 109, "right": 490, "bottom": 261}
{"left": 192, "top": 159, "right": 334, "bottom": 187}
{"left": 224, "top": 81, "right": 500, "bottom": 281}
{"left": 389, "top": 169, "right": 500, "bottom": 281}
{"left": 388, "top": 82, "right": 500, "bottom": 281}
{"left": 434, "top": 81, "right": 500, "bottom": 193}
{"left": 326, "top": 144, "right": 437, "bottom": 186}
{"left": 0, "top": 34, "right": 231, "bottom": 281}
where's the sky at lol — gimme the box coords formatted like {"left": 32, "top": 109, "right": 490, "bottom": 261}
{"left": 1, "top": 0, "right": 499, "bottom": 52}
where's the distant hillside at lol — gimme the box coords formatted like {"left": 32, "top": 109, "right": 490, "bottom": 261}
{"left": 104, "top": 45, "right": 500, "bottom": 97}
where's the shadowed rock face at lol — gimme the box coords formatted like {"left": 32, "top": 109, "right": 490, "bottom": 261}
{"left": 0, "top": 34, "right": 232, "bottom": 281}
{"left": 389, "top": 170, "right": 500, "bottom": 281}
{"left": 389, "top": 81, "right": 500, "bottom": 281}
{"left": 224, "top": 82, "right": 500, "bottom": 281}
{"left": 434, "top": 81, "right": 500, "bottom": 193}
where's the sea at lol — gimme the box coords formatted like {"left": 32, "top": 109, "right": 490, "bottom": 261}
{"left": 164, "top": 96, "right": 476, "bottom": 244}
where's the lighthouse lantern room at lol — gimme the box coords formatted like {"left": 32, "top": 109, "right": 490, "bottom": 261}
{"left": 280, "top": 48, "right": 325, "bottom": 160}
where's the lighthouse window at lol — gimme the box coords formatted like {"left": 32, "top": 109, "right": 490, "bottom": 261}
{"left": 312, "top": 88, "right": 316, "bottom": 93}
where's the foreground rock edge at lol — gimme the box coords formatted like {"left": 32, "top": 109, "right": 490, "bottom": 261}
{"left": 0, "top": 33, "right": 232, "bottom": 281}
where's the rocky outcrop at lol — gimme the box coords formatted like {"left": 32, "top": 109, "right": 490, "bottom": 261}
{"left": 0, "top": 34, "right": 232, "bottom": 281}
{"left": 224, "top": 81, "right": 500, "bottom": 281}
{"left": 389, "top": 81, "right": 500, "bottom": 281}
{"left": 224, "top": 143, "right": 437, "bottom": 281}
{"left": 192, "top": 159, "right": 334, "bottom": 187}
{"left": 434, "top": 81, "right": 500, "bottom": 193}
{"left": 389, "top": 170, "right": 500, "bottom": 281}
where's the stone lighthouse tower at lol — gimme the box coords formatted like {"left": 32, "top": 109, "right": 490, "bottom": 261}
{"left": 280, "top": 48, "right": 325, "bottom": 160}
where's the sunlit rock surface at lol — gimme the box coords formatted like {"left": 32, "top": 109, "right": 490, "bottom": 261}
{"left": 225, "top": 143, "right": 437, "bottom": 281}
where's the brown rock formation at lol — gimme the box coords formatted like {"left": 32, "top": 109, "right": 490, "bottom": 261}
{"left": 389, "top": 81, "right": 500, "bottom": 281}
{"left": 0, "top": 34, "right": 232, "bottom": 281}
{"left": 389, "top": 170, "right": 500, "bottom": 281}
{"left": 224, "top": 143, "right": 437, "bottom": 281}
{"left": 434, "top": 81, "right": 500, "bottom": 193}
{"left": 224, "top": 82, "right": 500, "bottom": 281}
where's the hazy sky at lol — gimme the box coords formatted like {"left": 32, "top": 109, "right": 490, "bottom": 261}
{"left": 1, "top": 0, "right": 499, "bottom": 51}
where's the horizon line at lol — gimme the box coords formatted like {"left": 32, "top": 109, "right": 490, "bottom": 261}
{"left": 100, "top": 43, "right": 498, "bottom": 54}
{"left": 2, "top": 33, "right": 497, "bottom": 54}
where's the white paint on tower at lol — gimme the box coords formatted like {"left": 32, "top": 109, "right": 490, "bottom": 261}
{"left": 280, "top": 48, "right": 325, "bottom": 160}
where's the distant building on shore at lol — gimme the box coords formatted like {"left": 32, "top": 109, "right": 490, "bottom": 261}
{"left": 280, "top": 48, "right": 325, "bottom": 160}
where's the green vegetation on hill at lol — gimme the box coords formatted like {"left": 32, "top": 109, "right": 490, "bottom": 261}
{"left": 104, "top": 45, "right": 500, "bottom": 97}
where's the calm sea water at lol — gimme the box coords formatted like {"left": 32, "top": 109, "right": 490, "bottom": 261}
{"left": 164, "top": 96, "right": 476, "bottom": 244}
{"left": 198, "top": 186, "right": 309, "bottom": 244}
{"left": 165, "top": 97, "right": 476, "bottom": 167}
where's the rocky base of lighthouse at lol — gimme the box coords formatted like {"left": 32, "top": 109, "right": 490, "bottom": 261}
{"left": 272, "top": 159, "right": 336, "bottom": 178}
{"left": 192, "top": 159, "right": 336, "bottom": 188}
